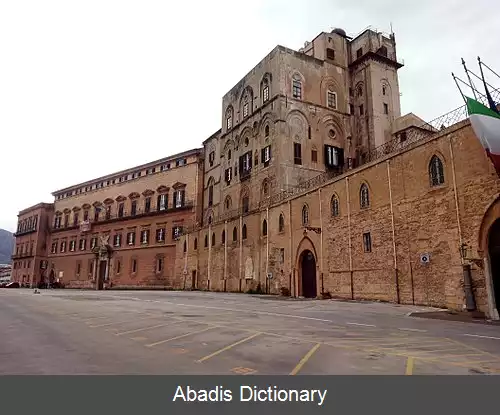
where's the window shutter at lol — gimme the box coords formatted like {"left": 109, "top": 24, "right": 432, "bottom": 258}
{"left": 261, "top": 148, "right": 265, "bottom": 163}
{"left": 337, "top": 147, "right": 345, "bottom": 167}
{"left": 248, "top": 151, "right": 252, "bottom": 169}
{"left": 181, "top": 190, "right": 185, "bottom": 206}
{"left": 268, "top": 145, "right": 272, "bottom": 160}
{"left": 238, "top": 156, "right": 244, "bottom": 174}
{"left": 157, "top": 195, "right": 161, "bottom": 210}
{"left": 171, "top": 227, "right": 176, "bottom": 240}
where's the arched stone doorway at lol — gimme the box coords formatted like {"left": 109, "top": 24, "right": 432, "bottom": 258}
{"left": 488, "top": 219, "right": 500, "bottom": 315}
{"left": 300, "top": 250, "right": 317, "bottom": 298}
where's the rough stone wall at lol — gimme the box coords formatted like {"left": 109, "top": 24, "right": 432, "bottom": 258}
{"left": 176, "top": 121, "right": 500, "bottom": 317}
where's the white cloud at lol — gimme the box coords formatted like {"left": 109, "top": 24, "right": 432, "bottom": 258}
{"left": 1, "top": 0, "right": 499, "bottom": 231}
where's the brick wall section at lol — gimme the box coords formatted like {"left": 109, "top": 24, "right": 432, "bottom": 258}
{"left": 176, "top": 121, "right": 500, "bottom": 316}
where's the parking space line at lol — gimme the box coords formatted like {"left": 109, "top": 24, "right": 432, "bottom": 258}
{"left": 346, "top": 322, "right": 376, "bottom": 327}
{"left": 446, "top": 337, "right": 500, "bottom": 362}
{"left": 88, "top": 315, "right": 153, "bottom": 328}
{"left": 405, "top": 357, "right": 414, "bottom": 375}
{"left": 115, "top": 321, "right": 183, "bottom": 336}
{"left": 145, "top": 326, "right": 215, "bottom": 348}
{"left": 463, "top": 334, "right": 500, "bottom": 341}
{"left": 290, "top": 343, "right": 321, "bottom": 375}
{"left": 197, "top": 332, "right": 262, "bottom": 363}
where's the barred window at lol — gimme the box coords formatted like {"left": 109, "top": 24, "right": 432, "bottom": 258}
{"left": 360, "top": 184, "right": 370, "bottom": 208}
{"left": 429, "top": 155, "right": 445, "bottom": 186}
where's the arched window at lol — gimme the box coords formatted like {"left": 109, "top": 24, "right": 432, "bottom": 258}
{"left": 331, "top": 195, "right": 340, "bottom": 217}
{"left": 360, "top": 184, "right": 370, "bottom": 208}
{"left": 224, "top": 196, "right": 232, "bottom": 211}
{"left": 183, "top": 240, "right": 187, "bottom": 253}
{"left": 208, "top": 177, "right": 214, "bottom": 207}
{"left": 204, "top": 235, "right": 208, "bottom": 248}
{"left": 278, "top": 213, "right": 285, "bottom": 232}
{"left": 225, "top": 106, "right": 233, "bottom": 130}
{"left": 292, "top": 73, "right": 303, "bottom": 100}
{"left": 262, "top": 179, "right": 269, "bottom": 197}
{"left": 242, "top": 224, "right": 247, "bottom": 239}
{"left": 222, "top": 230, "right": 226, "bottom": 245}
{"left": 261, "top": 77, "right": 270, "bottom": 103}
{"left": 265, "top": 125, "right": 270, "bottom": 137}
{"left": 211, "top": 233, "right": 215, "bottom": 246}
{"left": 228, "top": 149, "right": 232, "bottom": 160}
{"left": 429, "top": 155, "right": 445, "bottom": 186}
{"left": 233, "top": 227, "right": 237, "bottom": 241}
{"left": 194, "top": 238, "right": 198, "bottom": 250}
{"left": 302, "top": 205, "right": 309, "bottom": 226}
{"left": 262, "top": 220, "right": 268, "bottom": 236}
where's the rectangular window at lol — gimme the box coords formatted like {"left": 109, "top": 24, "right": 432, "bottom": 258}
{"left": 156, "top": 228, "right": 165, "bottom": 243}
{"left": 243, "top": 102, "right": 249, "bottom": 118}
{"left": 359, "top": 104, "right": 364, "bottom": 116}
{"left": 294, "top": 143, "right": 302, "bottom": 165}
{"left": 141, "top": 230, "right": 150, "bottom": 245}
{"left": 113, "top": 234, "right": 121, "bottom": 247}
{"left": 363, "top": 232, "right": 372, "bottom": 253}
{"left": 76, "top": 262, "right": 81, "bottom": 275}
{"left": 158, "top": 194, "right": 167, "bottom": 211}
{"left": 261, "top": 145, "right": 271, "bottom": 164}
{"left": 225, "top": 167, "right": 232, "bottom": 183}
{"left": 51, "top": 242, "right": 57, "bottom": 254}
{"left": 105, "top": 206, "right": 111, "bottom": 220}
{"left": 383, "top": 103, "right": 389, "bottom": 114}
{"left": 326, "top": 48, "right": 335, "bottom": 60}
{"left": 324, "top": 145, "right": 344, "bottom": 168}
{"left": 94, "top": 208, "right": 100, "bottom": 222}
{"left": 132, "top": 259, "right": 137, "bottom": 274}
{"left": 209, "top": 151, "right": 215, "bottom": 167}
{"left": 73, "top": 214, "right": 79, "bottom": 226}
{"left": 116, "top": 260, "right": 121, "bottom": 274}
{"left": 69, "top": 240, "right": 76, "bottom": 252}
{"left": 349, "top": 104, "right": 354, "bottom": 115}
{"left": 118, "top": 203, "right": 124, "bottom": 218}
{"left": 172, "top": 226, "right": 182, "bottom": 241}
{"left": 292, "top": 80, "right": 302, "bottom": 99}
{"left": 79, "top": 239, "right": 86, "bottom": 251}
{"left": 127, "top": 231, "right": 135, "bottom": 246}
{"left": 145, "top": 197, "right": 151, "bottom": 213}
{"left": 91, "top": 237, "right": 97, "bottom": 249}
{"left": 311, "top": 149, "right": 318, "bottom": 163}
{"left": 131, "top": 200, "right": 137, "bottom": 216}
{"left": 263, "top": 85, "right": 269, "bottom": 102}
{"left": 175, "top": 190, "right": 185, "bottom": 208}
{"left": 83, "top": 210, "right": 89, "bottom": 221}
{"left": 226, "top": 116, "right": 232, "bottom": 130}
{"left": 327, "top": 91, "right": 337, "bottom": 109}
{"left": 64, "top": 215, "right": 69, "bottom": 228}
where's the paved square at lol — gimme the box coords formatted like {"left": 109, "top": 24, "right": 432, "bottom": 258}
{"left": 1, "top": 289, "right": 500, "bottom": 375}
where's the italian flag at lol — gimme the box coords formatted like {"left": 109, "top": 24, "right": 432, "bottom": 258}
{"left": 467, "top": 96, "right": 500, "bottom": 175}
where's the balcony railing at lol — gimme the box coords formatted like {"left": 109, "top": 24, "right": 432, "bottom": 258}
{"left": 51, "top": 201, "right": 194, "bottom": 232}
{"left": 13, "top": 228, "right": 37, "bottom": 237}
{"left": 12, "top": 252, "right": 34, "bottom": 259}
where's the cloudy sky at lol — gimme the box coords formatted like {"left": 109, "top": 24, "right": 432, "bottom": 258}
{"left": 0, "top": 0, "right": 498, "bottom": 232}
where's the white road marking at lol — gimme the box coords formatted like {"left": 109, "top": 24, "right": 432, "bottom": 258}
{"left": 346, "top": 322, "right": 376, "bottom": 327}
{"left": 102, "top": 295, "right": 339, "bottom": 324}
{"left": 463, "top": 334, "right": 500, "bottom": 340}
{"left": 398, "top": 328, "right": 427, "bottom": 332}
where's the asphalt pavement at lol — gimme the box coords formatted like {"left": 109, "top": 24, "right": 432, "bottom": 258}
{"left": 1, "top": 289, "right": 500, "bottom": 375}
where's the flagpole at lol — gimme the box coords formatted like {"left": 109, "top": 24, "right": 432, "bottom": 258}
{"left": 462, "top": 58, "right": 478, "bottom": 100}
{"left": 477, "top": 56, "right": 500, "bottom": 114}
{"left": 453, "top": 74, "right": 487, "bottom": 101}
{"left": 452, "top": 72, "right": 468, "bottom": 105}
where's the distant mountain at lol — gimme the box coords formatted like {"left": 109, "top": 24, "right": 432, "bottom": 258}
{"left": 0, "top": 229, "right": 14, "bottom": 264}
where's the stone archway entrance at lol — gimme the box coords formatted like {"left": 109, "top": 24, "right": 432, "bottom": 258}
{"left": 488, "top": 219, "right": 500, "bottom": 315}
{"left": 300, "top": 250, "right": 317, "bottom": 298}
